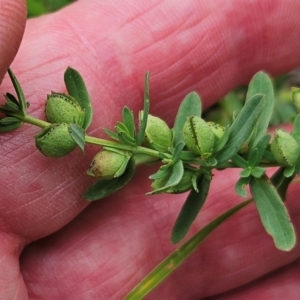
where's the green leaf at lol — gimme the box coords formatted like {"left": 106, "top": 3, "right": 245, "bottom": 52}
{"left": 250, "top": 167, "right": 265, "bottom": 178}
{"left": 171, "top": 141, "right": 185, "bottom": 161}
{"left": 64, "top": 67, "right": 93, "bottom": 130}
{"left": 248, "top": 134, "right": 271, "bottom": 166}
{"left": 103, "top": 128, "right": 120, "bottom": 141}
{"left": 136, "top": 72, "right": 150, "bottom": 145}
{"left": 235, "top": 177, "right": 250, "bottom": 197}
{"left": 5, "top": 93, "right": 19, "bottom": 106}
{"left": 172, "top": 92, "right": 202, "bottom": 146}
{"left": 240, "top": 168, "right": 251, "bottom": 178}
{"left": 249, "top": 175, "right": 296, "bottom": 251}
{"left": 84, "top": 157, "right": 135, "bottom": 201}
{"left": 213, "top": 126, "right": 230, "bottom": 153}
{"left": 7, "top": 69, "right": 27, "bottom": 115}
{"left": 231, "top": 154, "right": 248, "bottom": 168}
{"left": 68, "top": 123, "right": 85, "bottom": 152}
{"left": 215, "top": 94, "right": 264, "bottom": 164}
{"left": 291, "top": 114, "right": 300, "bottom": 144}
{"left": 171, "top": 173, "right": 211, "bottom": 243}
{"left": 114, "top": 155, "right": 132, "bottom": 178}
{"left": 271, "top": 167, "right": 295, "bottom": 200}
{"left": 0, "top": 117, "right": 22, "bottom": 125}
{"left": 283, "top": 166, "right": 295, "bottom": 178}
{"left": 116, "top": 130, "right": 137, "bottom": 147}
{"left": 246, "top": 72, "right": 274, "bottom": 149}
{"left": 124, "top": 199, "right": 252, "bottom": 300}
{"left": 149, "top": 160, "right": 184, "bottom": 194}
{"left": 149, "top": 164, "right": 171, "bottom": 180}
{"left": 248, "top": 149, "right": 258, "bottom": 167}
{"left": 122, "top": 106, "right": 136, "bottom": 138}
{"left": 0, "top": 121, "right": 22, "bottom": 132}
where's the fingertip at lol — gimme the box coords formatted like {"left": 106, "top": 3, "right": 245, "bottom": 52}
{"left": 0, "top": 0, "right": 26, "bottom": 83}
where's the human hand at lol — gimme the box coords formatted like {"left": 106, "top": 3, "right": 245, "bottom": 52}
{"left": 1, "top": 1, "right": 300, "bottom": 299}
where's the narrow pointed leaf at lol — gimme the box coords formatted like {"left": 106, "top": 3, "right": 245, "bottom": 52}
{"left": 171, "top": 174, "right": 211, "bottom": 243}
{"left": 64, "top": 67, "right": 93, "bottom": 130}
{"left": 103, "top": 128, "right": 120, "bottom": 141}
{"left": 124, "top": 199, "right": 253, "bottom": 300}
{"left": 68, "top": 123, "right": 85, "bottom": 152}
{"left": 0, "top": 121, "right": 22, "bottom": 132}
{"left": 250, "top": 175, "right": 296, "bottom": 251}
{"left": 246, "top": 72, "right": 274, "bottom": 149}
{"left": 84, "top": 158, "right": 135, "bottom": 201}
{"left": 136, "top": 72, "right": 150, "bottom": 145}
{"left": 172, "top": 92, "right": 202, "bottom": 145}
{"left": 215, "top": 94, "right": 264, "bottom": 164}
{"left": 7, "top": 69, "right": 27, "bottom": 114}
{"left": 122, "top": 106, "right": 135, "bottom": 138}
{"left": 0, "top": 117, "right": 22, "bottom": 125}
{"left": 249, "top": 134, "right": 271, "bottom": 166}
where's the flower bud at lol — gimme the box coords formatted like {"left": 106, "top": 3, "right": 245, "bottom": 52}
{"left": 151, "top": 169, "right": 194, "bottom": 194}
{"left": 207, "top": 122, "right": 225, "bottom": 139}
{"left": 45, "top": 92, "right": 84, "bottom": 126}
{"left": 270, "top": 129, "right": 299, "bottom": 166}
{"left": 35, "top": 123, "right": 76, "bottom": 157}
{"left": 292, "top": 87, "right": 300, "bottom": 113}
{"left": 141, "top": 112, "right": 172, "bottom": 152}
{"left": 87, "top": 150, "right": 127, "bottom": 179}
{"left": 183, "top": 116, "right": 215, "bottom": 158}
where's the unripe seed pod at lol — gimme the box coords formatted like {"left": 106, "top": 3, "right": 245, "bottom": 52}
{"left": 87, "top": 150, "right": 127, "bottom": 179}
{"left": 151, "top": 169, "right": 194, "bottom": 194}
{"left": 207, "top": 122, "right": 225, "bottom": 139}
{"left": 45, "top": 92, "right": 84, "bottom": 126}
{"left": 183, "top": 116, "right": 215, "bottom": 158}
{"left": 142, "top": 113, "right": 172, "bottom": 152}
{"left": 270, "top": 129, "right": 299, "bottom": 166}
{"left": 35, "top": 123, "right": 76, "bottom": 157}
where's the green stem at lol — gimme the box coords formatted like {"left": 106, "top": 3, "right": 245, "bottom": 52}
{"left": 85, "top": 135, "right": 168, "bottom": 159}
{"left": 23, "top": 114, "right": 51, "bottom": 128}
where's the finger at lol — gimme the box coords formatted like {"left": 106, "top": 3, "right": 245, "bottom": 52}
{"left": 0, "top": 0, "right": 26, "bottom": 82}
{"left": 214, "top": 259, "right": 300, "bottom": 300}
{"left": 20, "top": 167, "right": 300, "bottom": 299}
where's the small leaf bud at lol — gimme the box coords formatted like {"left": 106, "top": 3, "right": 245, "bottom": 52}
{"left": 151, "top": 169, "right": 194, "bottom": 194}
{"left": 87, "top": 150, "right": 127, "bottom": 179}
{"left": 270, "top": 129, "right": 299, "bottom": 166}
{"left": 183, "top": 116, "right": 215, "bottom": 158}
{"left": 35, "top": 123, "right": 76, "bottom": 157}
{"left": 45, "top": 92, "right": 84, "bottom": 126}
{"left": 142, "top": 113, "right": 172, "bottom": 152}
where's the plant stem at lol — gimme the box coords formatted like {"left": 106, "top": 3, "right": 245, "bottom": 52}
{"left": 23, "top": 114, "right": 51, "bottom": 128}
{"left": 85, "top": 135, "right": 168, "bottom": 159}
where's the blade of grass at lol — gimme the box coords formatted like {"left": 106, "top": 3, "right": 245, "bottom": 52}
{"left": 124, "top": 199, "right": 253, "bottom": 300}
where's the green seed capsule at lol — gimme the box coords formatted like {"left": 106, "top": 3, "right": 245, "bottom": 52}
{"left": 87, "top": 150, "right": 127, "bottom": 179}
{"left": 45, "top": 92, "right": 84, "bottom": 126}
{"left": 207, "top": 122, "right": 225, "bottom": 139}
{"left": 141, "top": 113, "right": 172, "bottom": 152}
{"left": 151, "top": 169, "right": 194, "bottom": 194}
{"left": 270, "top": 129, "right": 299, "bottom": 166}
{"left": 35, "top": 123, "right": 76, "bottom": 157}
{"left": 183, "top": 116, "right": 215, "bottom": 158}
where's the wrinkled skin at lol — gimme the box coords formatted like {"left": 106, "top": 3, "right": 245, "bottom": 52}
{"left": 1, "top": 0, "right": 300, "bottom": 299}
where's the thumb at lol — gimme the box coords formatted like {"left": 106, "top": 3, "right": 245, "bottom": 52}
{"left": 0, "top": 0, "right": 26, "bottom": 82}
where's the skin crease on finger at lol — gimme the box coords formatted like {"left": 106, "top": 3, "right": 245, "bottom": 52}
{"left": 0, "top": 0, "right": 300, "bottom": 299}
